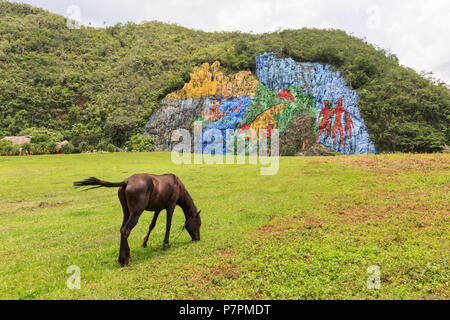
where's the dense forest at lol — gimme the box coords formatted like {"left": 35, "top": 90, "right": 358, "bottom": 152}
{"left": 0, "top": 1, "right": 449, "bottom": 153}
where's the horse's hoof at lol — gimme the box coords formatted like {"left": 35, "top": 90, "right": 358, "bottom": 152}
{"left": 141, "top": 243, "right": 147, "bottom": 248}
{"left": 119, "top": 257, "right": 130, "bottom": 267}
{"left": 163, "top": 243, "right": 170, "bottom": 249}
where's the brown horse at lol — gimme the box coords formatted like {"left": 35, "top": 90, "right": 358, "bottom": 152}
{"left": 74, "top": 174, "right": 201, "bottom": 266}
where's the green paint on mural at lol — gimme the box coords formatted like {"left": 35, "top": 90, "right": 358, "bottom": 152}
{"left": 240, "top": 83, "right": 317, "bottom": 133}
{"left": 275, "top": 87, "right": 316, "bottom": 132}
{"left": 240, "top": 84, "right": 284, "bottom": 126}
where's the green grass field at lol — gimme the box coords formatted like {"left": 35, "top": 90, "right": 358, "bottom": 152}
{"left": 0, "top": 152, "right": 448, "bottom": 300}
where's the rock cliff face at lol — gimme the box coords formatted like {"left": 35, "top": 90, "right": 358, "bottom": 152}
{"left": 256, "top": 53, "right": 377, "bottom": 155}
{"left": 144, "top": 97, "right": 213, "bottom": 151}
{"left": 166, "top": 61, "right": 259, "bottom": 99}
{"left": 279, "top": 115, "right": 316, "bottom": 156}
{"left": 144, "top": 53, "right": 377, "bottom": 155}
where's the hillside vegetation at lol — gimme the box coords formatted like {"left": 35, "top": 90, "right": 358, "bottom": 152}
{"left": 0, "top": 1, "right": 449, "bottom": 153}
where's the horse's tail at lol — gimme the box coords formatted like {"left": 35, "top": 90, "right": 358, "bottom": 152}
{"left": 73, "top": 177, "right": 127, "bottom": 191}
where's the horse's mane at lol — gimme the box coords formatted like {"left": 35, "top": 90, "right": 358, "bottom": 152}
{"left": 177, "top": 178, "right": 197, "bottom": 215}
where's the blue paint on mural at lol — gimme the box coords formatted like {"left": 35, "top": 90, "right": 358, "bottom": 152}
{"left": 200, "top": 96, "right": 252, "bottom": 155}
{"left": 256, "top": 53, "right": 377, "bottom": 155}
{"left": 148, "top": 53, "right": 377, "bottom": 155}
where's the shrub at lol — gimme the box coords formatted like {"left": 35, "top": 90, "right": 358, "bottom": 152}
{"left": 79, "top": 141, "right": 94, "bottom": 152}
{"left": 61, "top": 142, "right": 75, "bottom": 154}
{"left": 21, "top": 142, "right": 32, "bottom": 154}
{"left": 0, "top": 140, "right": 13, "bottom": 156}
{"left": 28, "top": 143, "right": 38, "bottom": 155}
{"left": 31, "top": 134, "right": 52, "bottom": 144}
{"left": 106, "top": 144, "right": 116, "bottom": 153}
{"left": 0, "top": 142, "right": 20, "bottom": 156}
{"left": 31, "top": 143, "right": 48, "bottom": 154}
{"left": 20, "top": 127, "right": 63, "bottom": 144}
{"left": 11, "top": 145, "right": 20, "bottom": 156}
{"left": 2, "top": 145, "right": 13, "bottom": 156}
{"left": 47, "top": 141, "right": 58, "bottom": 154}
{"left": 72, "top": 147, "right": 81, "bottom": 154}
{"left": 96, "top": 141, "right": 108, "bottom": 152}
{"left": 125, "top": 134, "right": 155, "bottom": 152}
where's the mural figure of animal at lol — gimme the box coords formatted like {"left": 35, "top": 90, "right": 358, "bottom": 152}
{"left": 74, "top": 174, "right": 201, "bottom": 266}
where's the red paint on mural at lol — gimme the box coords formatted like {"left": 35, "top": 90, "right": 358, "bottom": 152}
{"left": 232, "top": 102, "right": 244, "bottom": 112}
{"left": 332, "top": 98, "right": 351, "bottom": 146}
{"left": 277, "top": 90, "right": 295, "bottom": 102}
{"left": 316, "top": 100, "right": 333, "bottom": 143}
{"left": 267, "top": 125, "right": 272, "bottom": 140}
{"left": 345, "top": 112, "right": 354, "bottom": 141}
{"left": 239, "top": 124, "right": 251, "bottom": 132}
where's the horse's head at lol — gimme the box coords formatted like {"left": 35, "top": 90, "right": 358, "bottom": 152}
{"left": 185, "top": 210, "right": 201, "bottom": 241}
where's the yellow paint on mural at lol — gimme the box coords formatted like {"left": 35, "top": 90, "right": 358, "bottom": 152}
{"left": 216, "top": 71, "right": 259, "bottom": 97}
{"left": 249, "top": 103, "right": 289, "bottom": 140}
{"left": 166, "top": 61, "right": 258, "bottom": 99}
{"left": 166, "top": 62, "right": 221, "bottom": 99}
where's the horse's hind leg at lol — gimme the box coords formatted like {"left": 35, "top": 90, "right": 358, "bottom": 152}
{"left": 118, "top": 187, "right": 129, "bottom": 229}
{"left": 118, "top": 187, "right": 147, "bottom": 266}
{"left": 142, "top": 210, "right": 161, "bottom": 248}
{"left": 119, "top": 213, "right": 142, "bottom": 266}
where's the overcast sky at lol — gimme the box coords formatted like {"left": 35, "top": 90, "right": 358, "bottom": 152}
{"left": 10, "top": 0, "right": 450, "bottom": 84}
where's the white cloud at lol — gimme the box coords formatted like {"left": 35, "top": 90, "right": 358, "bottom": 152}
{"left": 10, "top": 0, "right": 450, "bottom": 83}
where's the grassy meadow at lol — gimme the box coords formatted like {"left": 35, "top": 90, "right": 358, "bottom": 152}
{"left": 0, "top": 152, "right": 448, "bottom": 299}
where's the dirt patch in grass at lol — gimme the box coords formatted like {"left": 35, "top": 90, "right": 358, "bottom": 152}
{"left": 43, "top": 193, "right": 57, "bottom": 198}
{"left": 305, "top": 217, "right": 326, "bottom": 229}
{"left": 256, "top": 217, "right": 303, "bottom": 237}
{"left": 253, "top": 289, "right": 265, "bottom": 300}
{"left": 5, "top": 199, "right": 27, "bottom": 204}
{"left": 256, "top": 216, "right": 326, "bottom": 238}
{"left": 257, "top": 222, "right": 295, "bottom": 237}
{"left": 186, "top": 250, "right": 241, "bottom": 289}
{"left": 328, "top": 190, "right": 448, "bottom": 226}
{"left": 335, "top": 155, "right": 450, "bottom": 174}
{"left": 1, "top": 201, "right": 73, "bottom": 215}
{"left": 18, "top": 201, "right": 71, "bottom": 212}
{"left": 308, "top": 159, "right": 332, "bottom": 165}
{"left": 218, "top": 250, "right": 234, "bottom": 258}
{"left": 331, "top": 207, "right": 388, "bottom": 225}
{"left": 254, "top": 188, "right": 448, "bottom": 233}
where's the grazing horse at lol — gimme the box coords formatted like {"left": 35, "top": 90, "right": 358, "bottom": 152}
{"left": 74, "top": 174, "right": 201, "bottom": 266}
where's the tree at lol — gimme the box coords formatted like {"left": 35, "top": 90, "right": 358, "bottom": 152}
{"left": 104, "top": 109, "right": 141, "bottom": 147}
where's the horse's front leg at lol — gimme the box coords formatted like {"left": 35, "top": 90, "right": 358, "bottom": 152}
{"left": 142, "top": 210, "right": 161, "bottom": 248}
{"left": 163, "top": 204, "right": 175, "bottom": 248}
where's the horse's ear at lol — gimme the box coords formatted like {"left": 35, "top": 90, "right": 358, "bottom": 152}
{"left": 197, "top": 210, "right": 201, "bottom": 216}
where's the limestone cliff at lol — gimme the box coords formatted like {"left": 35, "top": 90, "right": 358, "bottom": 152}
{"left": 256, "top": 53, "right": 377, "bottom": 155}
{"left": 144, "top": 97, "right": 213, "bottom": 151}
{"left": 166, "top": 61, "right": 259, "bottom": 99}
{"left": 144, "top": 53, "right": 378, "bottom": 155}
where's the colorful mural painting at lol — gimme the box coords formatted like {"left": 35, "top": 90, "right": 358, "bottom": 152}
{"left": 144, "top": 53, "right": 377, "bottom": 155}
{"left": 255, "top": 53, "right": 377, "bottom": 154}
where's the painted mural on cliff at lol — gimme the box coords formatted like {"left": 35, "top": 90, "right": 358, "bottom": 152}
{"left": 144, "top": 53, "right": 377, "bottom": 155}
